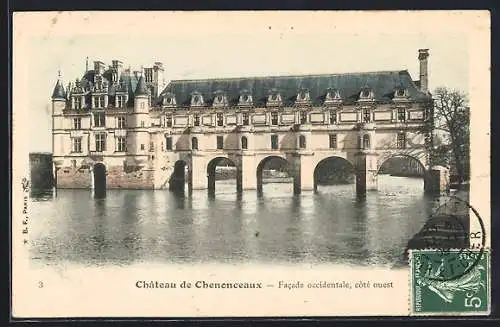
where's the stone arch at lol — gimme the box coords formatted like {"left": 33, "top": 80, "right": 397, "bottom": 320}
{"left": 206, "top": 156, "right": 238, "bottom": 193}
{"left": 313, "top": 156, "right": 356, "bottom": 192}
{"left": 256, "top": 155, "right": 291, "bottom": 194}
{"left": 311, "top": 152, "right": 356, "bottom": 171}
{"left": 93, "top": 162, "right": 106, "bottom": 198}
{"left": 377, "top": 152, "right": 427, "bottom": 175}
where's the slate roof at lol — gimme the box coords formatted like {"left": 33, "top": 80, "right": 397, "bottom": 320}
{"left": 52, "top": 80, "right": 66, "bottom": 99}
{"left": 134, "top": 76, "right": 149, "bottom": 96}
{"left": 160, "top": 70, "right": 430, "bottom": 107}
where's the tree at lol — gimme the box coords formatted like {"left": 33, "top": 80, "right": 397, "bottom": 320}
{"left": 431, "top": 87, "right": 470, "bottom": 183}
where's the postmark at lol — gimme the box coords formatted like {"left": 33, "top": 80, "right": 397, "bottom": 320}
{"left": 409, "top": 196, "right": 490, "bottom": 315}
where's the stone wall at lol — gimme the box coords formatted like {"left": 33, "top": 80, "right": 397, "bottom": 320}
{"left": 56, "top": 167, "right": 92, "bottom": 188}
{"left": 56, "top": 165, "right": 154, "bottom": 189}
{"left": 105, "top": 165, "right": 155, "bottom": 189}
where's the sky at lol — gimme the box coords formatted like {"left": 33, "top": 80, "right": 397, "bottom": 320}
{"left": 13, "top": 11, "right": 482, "bottom": 153}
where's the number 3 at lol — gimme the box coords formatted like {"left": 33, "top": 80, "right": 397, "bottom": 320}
{"left": 38, "top": 281, "right": 44, "bottom": 288}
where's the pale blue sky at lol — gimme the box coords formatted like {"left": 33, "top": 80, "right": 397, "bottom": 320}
{"left": 16, "top": 12, "right": 471, "bottom": 153}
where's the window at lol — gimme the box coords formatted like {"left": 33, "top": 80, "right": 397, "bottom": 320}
{"left": 397, "top": 108, "right": 406, "bottom": 122}
{"left": 140, "top": 144, "right": 145, "bottom": 150}
{"left": 362, "top": 134, "right": 370, "bottom": 149}
{"left": 73, "top": 118, "right": 81, "bottom": 130}
{"left": 141, "top": 121, "right": 145, "bottom": 128}
{"left": 166, "top": 115, "right": 172, "bottom": 127}
{"left": 74, "top": 97, "right": 82, "bottom": 109}
{"left": 329, "top": 134, "right": 337, "bottom": 149}
{"left": 242, "top": 112, "right": 249, "bottom": 125}
{"left": 299, "top": 135, "right": 306, "bottom": 149}
{"left": 95, "top": 134, "right": 106, "bottom": 152}
{"left": 329, "top": 111, "right": 337, "bottom": 124}
{"left": 217, "top": 113, "right": 224, "bottom": 126}
{"left": 397, "top": 133, "right": 406, "bottom": 149}
{"left": 94, "top": 112, "right": 105, "bottom": 127}
{"left": 94, "top": 95, "right": 105, "bottom": 108}
{"left": 116, "top": 96, "right": 125, "bottom": 108}
{"left": 300, "top": 111, "right": 307, "bottom": 124}
{"left": 194, "top": 115, "right": 200, "bottom": 127}
{"left": 165, "top": 137, "right": 173, "bottom": 151}
{"left": 241, "top": 136, "right": 248, "bottom": 150}
{"left": 271, "top": 112, "right": 279, "bottom": 125}
{"left": 217, "top": 136, "right": 224, "bottom": 150}
{"left": 271, "top": 135, "right": 279, "bottom": 150}
{"left": 117, "top": 116, "right": 126, "bottom": 129}
{"left": 149, "top": 142, "right": 155, "bottom": 152}
{"left": 117, "top": 137, "right": 127, "bottom": 152}
{"left": 363, "top": 109, "right": 371, "bottom": 123}
{"left": 72, "top": 137, "right": 82, "bottom": 153}
{"left": 192, "top": 137, "right": 198, "bottom": 150}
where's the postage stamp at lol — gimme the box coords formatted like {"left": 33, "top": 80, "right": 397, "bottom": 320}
{"left": 10, "top": 11, "right": 490, "bottom": 319}
{"left": 410, "top": 249, "right": 490, "bottom": 315}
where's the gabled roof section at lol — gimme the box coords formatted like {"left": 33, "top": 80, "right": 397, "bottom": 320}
{"left": 160, "top": 70, "right": 431, "bottom": 107}
{"left": 52, "top": 79, "right": 66, "bottom": 99}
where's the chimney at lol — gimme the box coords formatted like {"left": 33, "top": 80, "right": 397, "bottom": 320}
{"left": 112, "top": 60, "right": 124, "bottom": 81}
{"left": 93, "top": 61, "right": 106, "bottom": 75}
{"left": 418, "top": 49, "right": 429, "bottom": 94}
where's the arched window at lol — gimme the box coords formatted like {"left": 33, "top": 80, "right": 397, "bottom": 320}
{"left": 362, "top": 134, "right": 370, "bottom": 149}
{"left": 191, "top": 137, "right": 198, "bottom": 150}
{"left": 299, "top": 135, "right": 306, "bottom": 149}
{"left": 241, "top": 136, "right": 248, "bottom": 150}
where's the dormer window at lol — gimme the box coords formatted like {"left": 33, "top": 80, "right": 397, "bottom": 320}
{"left": 163, "top": 93, "right": 176, "bottom": 106}
{"left": 325, "top": 88, "right": 342, "bottom": 105}
{"left": 267, "top": 89, "right": 282, "bottom": 106}
{"left": 394, "top": 86, "right": 408, "bottom": 99}
{"left": 73, "top": 96, "right": 82, "bottom": 110}
{"left": 116, "top": 95, "right": 125, "bottom": 108}
{"left": 296, "top": 88, "right": 311, "bottom": 105}
{"left": 238, "top": 90, "right": 253, "bottom": 106}
{"left": 359, "top": 86, "right": 374, "bottom": 101}
{"left": 213, "top": 91, "right": 228, "bottom": 107}
{"left": 93, "top": 95, "right": 106, "bottom": 108}
{"left": 191, "top": 92, "right": 204, "bottom": 106}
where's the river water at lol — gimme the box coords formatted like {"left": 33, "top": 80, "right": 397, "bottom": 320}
{"left": 29, "top": 175, "right": 442, "bottom": 268}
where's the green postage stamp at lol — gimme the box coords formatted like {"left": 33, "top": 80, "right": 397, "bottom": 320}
{"left": 410, "top": 249, "right": 490, "bottom": 315}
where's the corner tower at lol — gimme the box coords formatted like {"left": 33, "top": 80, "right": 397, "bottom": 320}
{"left": 51, "top": 75, "right": 66, "bottom": 115}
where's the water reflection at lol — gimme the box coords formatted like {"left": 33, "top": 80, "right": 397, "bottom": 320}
{"left": 29, "top": 176, "right": 439, "bottom": 267}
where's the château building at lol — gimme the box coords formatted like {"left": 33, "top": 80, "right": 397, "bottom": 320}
{"left": 51, "top": 49, "right": 436, "bottom": 194}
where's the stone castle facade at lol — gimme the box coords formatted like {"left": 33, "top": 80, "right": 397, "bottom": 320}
{"left": 51, "top": 49, "right": 435, "bottom": 193}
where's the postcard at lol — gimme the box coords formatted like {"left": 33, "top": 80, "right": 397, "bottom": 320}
{"left": 11, "top": 10, "right": 491, "bottom": 318}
